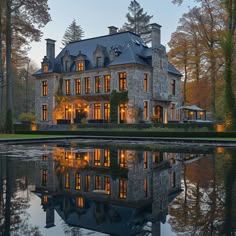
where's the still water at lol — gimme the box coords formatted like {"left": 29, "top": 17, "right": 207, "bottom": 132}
{"left": 0, "top": 141, "right": 235, "bottom": 236}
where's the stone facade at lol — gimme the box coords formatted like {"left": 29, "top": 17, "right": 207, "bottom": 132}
{"left": 34, "top": 23, "right": 182, "bottom": 125}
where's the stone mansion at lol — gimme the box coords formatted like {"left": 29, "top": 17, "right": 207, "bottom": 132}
{"left": 34, "top": 23, "right": 182, "bottom": 125}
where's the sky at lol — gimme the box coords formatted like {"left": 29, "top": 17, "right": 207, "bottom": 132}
{"left": 28, "top": 0, "right": 196, "bottom": 67}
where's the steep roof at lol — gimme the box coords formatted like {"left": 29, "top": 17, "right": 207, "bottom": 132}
{"left": 35, "top": 31, "right": 182, "bottom": 76}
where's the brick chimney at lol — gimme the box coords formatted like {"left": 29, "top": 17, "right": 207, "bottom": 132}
{"left": 108, "top": 26, "right": 118, "bottom": 35}
{"left": 45, "top": 39, "right": 56, "bottom": 67}
{"left": 151, "top": 23, "right": 161, "bottom": 49}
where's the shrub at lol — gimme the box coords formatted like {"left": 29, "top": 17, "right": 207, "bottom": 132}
{"left": 18, "top": 112, "right": 36, "bottom": 123}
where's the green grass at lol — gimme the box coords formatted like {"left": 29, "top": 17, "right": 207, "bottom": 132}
{"left": 0, "top": 134, "right": 64, "bottom": 140}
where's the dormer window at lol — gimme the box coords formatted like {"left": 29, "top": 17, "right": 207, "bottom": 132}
{"left": 77, "top": 61, "right": 84, "bottom": 71}
{"left": 42, "top": 65, "right": 49, "bottom": 72}
{"left": 96, "top": 57, "right": 102, "bottom": 67}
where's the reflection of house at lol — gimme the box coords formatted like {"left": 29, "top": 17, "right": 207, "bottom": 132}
{"left": 34, "top": 146, "right": 182, "bottom": 235}
{"left": 34, "top": 24, "right": 182, "bottom": 125}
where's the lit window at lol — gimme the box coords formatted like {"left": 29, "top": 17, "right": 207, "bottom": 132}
{"left": 104, "top": 176, "right": 110, "bottom": 195}
{"left": 94, "top": 103, "right": 101, "bottom": 119}
{"left": 41, "top": 169, "right": 47, "bottom": 186}
{"left": 104, "top": 75, "right": 110, "bottom": 93}
{"left": 65, "top": 173, "right": 70, "bottom": 189}
{"left": 104, "top": 103, "right": 110, "bottom": 121}
{"left": 42, "top": 80, "right": 48, "bottom": 96}
{"left": 119, "top": 103, "right": 127, "bottom": 123}
{"left": 77, "top": 196, "right": 84, "bottom": 208}
{"left": 104, "top": 149, "right": 110, "bottom": 167}
{"left": 42, "top": 65, "right": 48, "bottom": 72}
{"left": 75, "top": 79, "right": 81, "bottom": 95}
{"left": 143, "top": 151, "right": 148, "bottom": 169}
{"left": 85, "top": 77, "right": 90, "bottom": 94}
{"left": 65, "top": 79, "right": 70, "bottom": 95}
{"left": 95, "top": 175, "right": 102, "bottom": 190}
{"left": 42, "top": 104, "right": 48, "bottom": 121}
{"left": 119, "top": 179, "right": 127, "bottom": 199}
{"left": 77, "top": 61, "right": 84, "bottom": 71}
{"left": 95, "top": 76, "right": 101, "bottom": 93}
{"left": 119, "top": 72, "right": 127, "bottom": 91}
{"left": 144, "top": 177, "right": 148, "bottom": 197}
{"left": 143, "top": 101, "right": 148, "bottom": 120}
{"left": 65, "top": 106, "right": 71, "bottom": 119}
{"left": 42, "top": 154, "right": 48, "bottom": 161}
{"left": 94, "top": 149, "right": 101, "bottom": 166}
{"left": 75, "top": 173, "right": 81, "bottom": 190}
{"left": 144, "top": 74, "right": 148, "bottom": 92}
{"left": 119, "top": 150, "right": 127, "bottom": 168}
{"left": 171, "top": 80, "right": 176, "bottom": 95}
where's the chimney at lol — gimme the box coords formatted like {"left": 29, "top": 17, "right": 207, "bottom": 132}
{"left": 151, "top": 23, "right": 161, "bottom": 49}
{"left": 108, "top": 26, "right": 118, "bottom": 35}
{"left": 45, "top": 39, "right": 56, "bottom": 66}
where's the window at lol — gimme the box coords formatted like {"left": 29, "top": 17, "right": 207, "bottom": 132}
{"left": 95, "top": 76, "right": 101, "bottom": 93}
{"left": 144, "top": 151, "right": 148, "bottom": 169}
{"left": 85, "top": 175, "right": 90, "bottom": 192}
{"left": 42, "top": 64, "right": 48, "bottom": 72}
{"left": 143, "top": 101, "right": 148, "bottom": 120}
{"left": 42, "top": 154, "right": 48, "bottom": 161}
{"left": 170, "top": 172, "right": 176, "bottom": 188}
{"left": 96, "top": 57, "right": 102, "bottom": 67}
{"left": 119, "top": 103, "right": 127, "bottom": 123}
{"left": 65, "top": 106, "right": 71, "bottom": 119}
{"left": 104, "top": 149, "right": 110, "bottom": 167}
{"left": 104, "top": 75, "right": 110, "bottom": 93}
{"left": 94, "top": 149, "right": 101, "bottom": 166}
{"left": 65, "top": 61, "right": 70, "bottom": 72}
{"left": 75, "top": 79, "right": 81, "bottom": 95}
{"left": 95, "top": 175, "right": 102, "bottom": 190}
{"left": 41, "top": 170, "right": 47, "bottom": 186}
{"left": 104, "top": 176, "right": 110, "bottom": 195}
{"left": 77, "top": 61, "right": 84, "bottom": 71}
{"left": 42, "top": 105, "right": 48, "bottom": 121}
{"left": 119, "top": 179, "right": 127, "bottom": 199}
{"left": 75, "top": 173, "right": 81, "bottom": 190}
{"left": 144, "top": 74, "right": 148, "bottom": 92}
{"left": 119, "top": 72, "right": 127, "bottom": 91}
{"left": 65, "top": 79, "right": 70, "bottom": 95}
{"left": 42, "top": 80, "right": 48, "bottom": 96}
{"left": 119, "top": 150, "right": 127, "bottom": 168}
{"left": 171, "top": 80, "right": 176, "bottom": 95}
{"left": 65, "top": 173, "right": 70, "bottom": 189}
{"left": 85, "top": 77, "right": 90, "bottom": 94}
{"left": 77, "top": 197, "right": 84, "bottom": 208}
{"left": 94, "top": 103, "right": 101, "bottom": 119}
{"left": 104, "top": 103, "right": 110, "bottom": 121}
{"left": 144, "top": 177, "right": 148, "bottom": 197}
{"left": 170, "top": 103, "right": 175, "bottom": 120}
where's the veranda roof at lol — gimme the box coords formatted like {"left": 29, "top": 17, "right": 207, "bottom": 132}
{"left": 177, "top": 105, "right": 205, "bottom": 111}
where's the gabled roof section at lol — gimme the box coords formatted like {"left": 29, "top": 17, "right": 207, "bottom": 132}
{"left": 168, "top": 63, "right": 182, "bottom": 77}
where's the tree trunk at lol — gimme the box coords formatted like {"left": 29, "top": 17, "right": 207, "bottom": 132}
{"left": 5, "top": 1, "right": 13, "bottom": 133}
{"left": 0, "top": 1, "right": 3, "bottom": 131}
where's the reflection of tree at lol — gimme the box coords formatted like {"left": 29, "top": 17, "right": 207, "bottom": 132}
{"left": 223, "top": 149, "right": 236, "bottom": 235}
{"left": 168, "top": 156, "right": 225, "bottom": 235}
{"left": 0, "top": 155, "right": 42, "bottom": 236}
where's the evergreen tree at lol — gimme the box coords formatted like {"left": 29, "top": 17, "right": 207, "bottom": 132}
{"left": 62, "top": 19, "right": 84, "bottom": 46}
{"left": 120, "top": 0, "right": 153, "bottom": 43}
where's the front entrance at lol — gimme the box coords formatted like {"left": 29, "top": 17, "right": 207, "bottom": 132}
{"left": 74, "top": 108, "right": 87, "bottom": 123}
{"left": 154, "top": 105, "right": 163, "bottom": 123}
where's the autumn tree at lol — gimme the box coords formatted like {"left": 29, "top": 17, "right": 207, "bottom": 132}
{"left": 120, "top": 0, "right": 153, "bottom": 43}
{"left": 172, "top": 0, "right": 236, "bottom": 129}
{"left": 3, "top": 0, "right": 51, "bottom": 133}
{"left": 61, "top": 19, "right": 84, "bottom": 46}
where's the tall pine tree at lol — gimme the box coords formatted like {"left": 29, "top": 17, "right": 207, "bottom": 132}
{"left": 120, "top": 0, "right": 153, "bottom": 43}
{"left": 62, "top": 19, "right": 84, "bottom": 46}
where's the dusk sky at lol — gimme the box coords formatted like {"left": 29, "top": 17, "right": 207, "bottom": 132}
{"left": 28, "top": 0, "right": 196, "bottom": 67}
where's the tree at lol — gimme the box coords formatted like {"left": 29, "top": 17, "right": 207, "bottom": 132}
{"left": 61, "top": 19, "right": 84, "bottom": 46}
{"left": 3, "top": 0, "right": 51, "bottom": 133}
{"left": 171, "top": 0, "right": 236, "bottom": 130}
{"left": 120, "top": 0, "right": 153, "bottom": 43}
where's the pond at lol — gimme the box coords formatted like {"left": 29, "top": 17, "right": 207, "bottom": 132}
{"left": 0, "top": 140, "right": 235, "bottom": 236}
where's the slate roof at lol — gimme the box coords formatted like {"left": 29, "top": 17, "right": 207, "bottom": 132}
{"left": 35, "top": 31, "right": 182, "bottom": 76}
